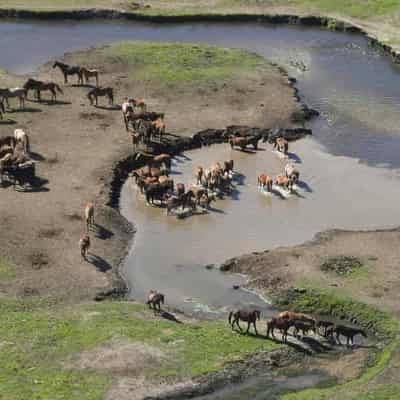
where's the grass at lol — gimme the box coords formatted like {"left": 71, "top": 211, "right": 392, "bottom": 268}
{"left": 0, "top": 299, "right": 280, "bottom": 399}
{"left": 0, "top": 257, "right": 16, "bottom": 280}
{"left": 276, "top": 288, "right": 400, "bottom": 400}
{"left": 105, "top": 41, "right": 266, "bottom": 85}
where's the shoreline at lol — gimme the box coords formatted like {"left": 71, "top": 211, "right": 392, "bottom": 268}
{"left": 0, "top": 8, "right": 398, "bottom": 64}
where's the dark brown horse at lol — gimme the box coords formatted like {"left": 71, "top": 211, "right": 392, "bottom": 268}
{"left": 53, "top": 61, "right": 83, "bottom": 84}
{"left": 87, "top": 87, "right": 114, "bottom": 106}
{"left": 229, "top": 309, "right": 261, "bottom": 335}
{"left": 266, "top": 317, "right": 293, "bottom": 343}
{"left": 23, "top": 79, "right": 63, "bottom": 102}
{"left": 146, "top": 290, "right": 165, "bottom": 312}
{"left": 229, "top": 135, "right": 260, "bottom": 151}
{"left": 327, "top": 325, "right": 367, "bottom": 346}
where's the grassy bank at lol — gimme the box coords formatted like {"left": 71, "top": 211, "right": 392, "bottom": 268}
{"left": 0, "top": 299, "right": 280, "bottom": 399}
{"left": 277, "top": 288, "right": 399, "bottom": 400}
{"left": 105, "top": 42, "right": 265, "bottom": 85}
{"left": 0, "top": 1, "right": 399, "bottom": 47}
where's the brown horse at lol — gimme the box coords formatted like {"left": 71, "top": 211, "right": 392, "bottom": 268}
{"left": 129, "top": 98, "right": 147, "bottom": 113}
{"left": 23, "top": 79, "right": 63, "bottom": 102}
{"left": 84, "top": 202, "right": 95, "bottom": 233}
{"left": 228, "top": 309, "right": 261, "bottom": 335}
{"left": 266, "top": 317, "right": 293, "bottom": 343}
{"left": 275, "top": 174, "right": 293, "bottom": 191}
{"left": 257, "top": 173, "right": 273, "bottom": 192}
{"left": 223, "top": 159, "right": 234, "bottom": 174}
{"left": 194, "top": 166, "right": 203, "bottom": 185}
{"left": 273, "top": 137, "right": 288, "bottom": 154}
{"left": 229, "top": 135, "right": 260, "bottom": 151}
{"left": 146, "top": 290, "right": 165, "bottom": 312}
{"left": 87, "top": 87, "right": 113, "bottom": 106}
{"left": 79, "top": 235, "right": 90, "bottom": 259}
{"left": 152, "top": 153, "right": 172, "bottom": 171}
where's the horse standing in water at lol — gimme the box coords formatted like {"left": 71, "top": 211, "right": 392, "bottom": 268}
{"left": 146, "top": 290, "right": 165, "bottom": 312}
{"left": 228, "top": 309, "right": 261, "bottom": 335}
{"left": 53, "top": 61, "right": 83, "bottom": 85}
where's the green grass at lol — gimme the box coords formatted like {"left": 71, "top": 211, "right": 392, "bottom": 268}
{"left": 105, "top": 42, "right": 266, "bottom": 85}
{"left": 0, "top": 257, "right": 16, "bottom": 280}
{"left": 0, "top": 299, "right": 279, "bottom": 399}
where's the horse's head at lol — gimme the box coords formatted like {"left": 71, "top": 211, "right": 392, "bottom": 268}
{"left": 52, "top": 62, "right": 58, "bottom": 68}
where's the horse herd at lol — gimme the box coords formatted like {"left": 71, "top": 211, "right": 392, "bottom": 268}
{"left": 131, "top": 153, "right": 235, "bottom": 216}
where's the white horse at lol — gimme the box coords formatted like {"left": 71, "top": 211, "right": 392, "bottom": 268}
{"left": 14, "top": 129, "right": 30, "bottom": 154}
{"left": 284, "top": 163, "right": 299, "bottom": 183}
{"left": 0, "top": 88, "right": 26, "bottom": 109}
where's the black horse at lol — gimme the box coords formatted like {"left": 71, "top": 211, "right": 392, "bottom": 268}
{"left": 87, "top": 87, "right": 113, "bottom": 106}
{"left": 229, "top": 309, "right": 261, "bottom": 335}
{"left": 327, "top": 325, "right": 367, "bottom": 346}
{"left": 53, "top": 61, "right": 83, "bottom": 85}
{"left": 146, "top": 290, "right": 165, "bottom": 312}
{"left": 24, "top": 79, "right": 63, "bottom": 102}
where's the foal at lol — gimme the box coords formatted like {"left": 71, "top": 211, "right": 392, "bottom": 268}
{"left": 84, "top": 202, "right": 95, "bottom": 232}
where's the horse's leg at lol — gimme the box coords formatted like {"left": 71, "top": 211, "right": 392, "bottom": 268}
{"left": 246, "top": 321, "right": 250, "bottom": 333}
{"left": 64, "top": 72, "right": 67, "bottom": 84}
{"left": 253, "top": 321, "right": 258, "bottom": 336}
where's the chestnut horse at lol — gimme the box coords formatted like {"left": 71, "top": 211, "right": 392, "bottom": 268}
{"left": 146, "top": 290, "right": 165, "bottom": 312}
{"left": 266, "top": 317, "right": 293, "bottom": 343}
{"left": 257, "top": 173, "right": 273, "bottom": 192}
{"left": 228, "top": 309, "right": 261, "bottom": 335}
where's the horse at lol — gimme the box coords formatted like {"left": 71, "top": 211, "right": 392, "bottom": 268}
{"left": 122, "top": 101, "right": 135, "bottom": 131}
{"left": 14, "top": 129, "right": 30, "bottom": 154}
{"left": 266, "top": 317, "right": 293, "bottom": 343}
{"left": 81, "top": 67, "right": 99, "bottom": 86}
{"left": 273, "top": 137, "right": 288, "bottom": 154}
{"left": 327, "top": 325, "right": 367, "bottom": 346}
{"left": 275, "top": 174, "right": 293, "bottom": 192}
{"left": 23, "top": 79, "right": 63, "bottom": 102}
{"left": 285, "top": 164, "right": 300, "bottom": 183}
{"left": 257, "top": 173, "right": 273, "bottom": 192}
{"left": 84, "top": 202, "right": 95, "bottom": 232}
{"left": 278, "top": 311, "right": 316, "bottom": 326}
{"left": 152, "top": 117, "right": 165, "bottom": 139}
{"left": 176, "top": 183, "right": 185, "bottom": 197}
{"left": 316, "top": 320, "right": 334, "bottom": 337}
{"left": 228, "top": 309, "right": 261, "bottom": 335}
{"left": 79, "top": 235, "right": 90, "bottom": 259}
{"left": 87, "top": 87, "right": 114, "bottom": 106}
{"left": 166, "top": 190, "right": 196, "bottom": 215}
{"left": 0, "top": 88, "right": 26, "bottom": 109}
{"left": 229, "top": 135, "right": 260, "bottom": 151}
{"left": 199, "top": 193, "right": 215, "bottom": 209}
{"left": 223, "top": 160, "right": 234, "bottom": 174}
{"left": 195, "top": 166, "right": 203, "bottom": 185}
{"left": 292, "top": 320, "right": 314, "bottom": 338}
{"left": 52, "top": 61, "right": 83, "bottom": 84}
{"left": 129, "top": 98, "right": 147, "bottom": 113}
{"left": 146, "top": 290, "right": 165, "bottom": 312}
{"left": 0, "top": 136, "right": 16, "bottom": 150}
{"left": 152, "top": 154, "right": 172, "bottom": 171}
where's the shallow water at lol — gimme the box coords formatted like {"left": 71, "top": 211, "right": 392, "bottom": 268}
{"left": 120, "top": 139, "right": 400, "bottom": 315}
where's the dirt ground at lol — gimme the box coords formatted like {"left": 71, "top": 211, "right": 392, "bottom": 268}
{"left": 228, "top": 228, "right": 400, "bottom": 318}
{"left": 0, "top": 45, "right": 299, "bottom": 302}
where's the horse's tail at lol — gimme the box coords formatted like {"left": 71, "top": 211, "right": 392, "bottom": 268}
{"left": 25, "top": 133, "right": 30, "bottom": 153}
{"left": 55, "top": 84, "right": 63, "bottom": 94}
{"left": 228, "top": 311, "right": 233, "bottom": 325}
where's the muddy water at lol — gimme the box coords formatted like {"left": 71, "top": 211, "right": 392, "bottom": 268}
{"left": 120, "top": 139, "right": 400, "bottom": 315}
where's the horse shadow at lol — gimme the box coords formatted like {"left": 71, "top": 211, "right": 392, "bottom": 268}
{"left": 0, "top": 119, "right": 17, "bottom": 125}
{"left": 93, "top": 224, "right": 114, "bottom": 240}
{"left": 233, "top": 172, "right": 246, "bottom": 186}
{"left": 299, "top": 336, "right": 333, "bottom": 353}
{"left": 229, "top": 188, "right": 241, "bottom": 201}
{"left": 94, "top": 104, "right": 120, "bottom": 111}
{"left": 208, "top": 206, "right": 225, "bottom": 214}
{"left": 160, "top": 310, "right": 183, "bottom": 324}
{"left": 16, "top": 176, "right": 49, "bottom": 193}
{"left": 29, "top": 152, "right": 46, "bottom": 162}
{"left": 87, "top": 254, "right": 112, "bottom": 272}
{"left": 296, "top": 181, "right": 312, "bottom": 193}
{"left": 8, "top": 107, "right": 42, "bottom": 113}
{"left": 287, "top": 152, "right": 302, "bottom": 163}
{"left": 234, "top": 329, "right": 266, "bottom": 341}
{"left": 43, "top": 100, "right": 72, "bottom": 106}
{"left": 71, "top": 83, "right": 95, "bottom": 88}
